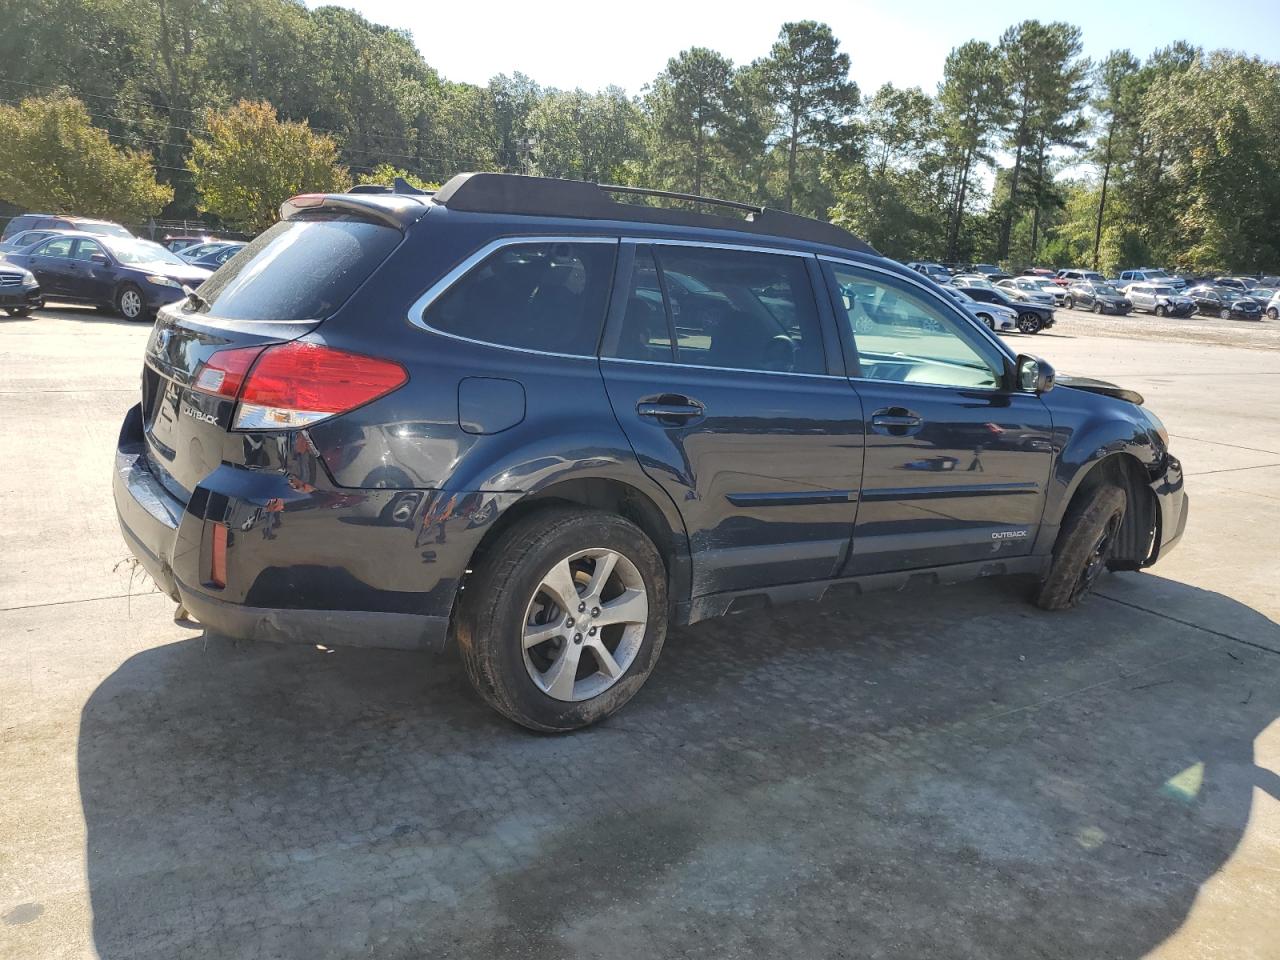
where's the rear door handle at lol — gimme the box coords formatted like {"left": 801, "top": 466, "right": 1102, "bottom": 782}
{"left": 872, "top": 414, "right": 922, "bottom": 427}
{"left": 871, "top": 407, "right": 923, "bottom": 433}
{"left": 637, "top": 395, "right": 704, "bottom": 421}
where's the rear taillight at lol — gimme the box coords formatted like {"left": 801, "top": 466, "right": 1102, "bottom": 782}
{"left": 193, "top": 341, "right": 407, "bottom": 430}
{"left": 192, "top": 346, "right": 264, "bottom": 399}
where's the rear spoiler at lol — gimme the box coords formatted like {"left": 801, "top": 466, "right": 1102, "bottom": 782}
{"left": 279, "top": 192, "right": 431, "bottom": 230}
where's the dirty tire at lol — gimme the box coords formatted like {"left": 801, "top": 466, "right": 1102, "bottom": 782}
{"left": 5, "top": 306, "right": 30, "bottom": 317}
{"left": 1036, "top": 484, "right": 1127, "bottom": 611}
{"left": 455, "top": 507, "right": 668, "bottom": 733}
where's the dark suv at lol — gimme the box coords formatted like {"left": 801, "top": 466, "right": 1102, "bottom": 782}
{"left": 114, "top": 174, "right": 1189, "bottom": 731}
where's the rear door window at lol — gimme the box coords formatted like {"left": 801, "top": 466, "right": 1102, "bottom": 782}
{"left": 192, "top": 213, "right": 402, "bottom": 321}
{"left": 36, "top": 237, "right": 73, "bottom": 258}
{"left": 640, "top": 245, "right": 825, "bottom": 375}
{"left": 423, "top": 240, "right": 617, "bottom": 356}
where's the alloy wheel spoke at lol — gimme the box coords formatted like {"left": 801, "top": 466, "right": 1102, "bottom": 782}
{"left": 539, "top": 559, "right": 582, "bottom": 614}
{"left": 583, "top": 550, "right": 619, "bottom": 600}
{"left": 541, "top": 642, "right": 583, "bottom": 700}
{"left": 589, "top": 638, "right": 623, "bottom": 679}
{"left": 595, "top": 588, "right": 647, "bottom": 627}
{"left": 523, "top": 620, "right": 563, "bottom": 649}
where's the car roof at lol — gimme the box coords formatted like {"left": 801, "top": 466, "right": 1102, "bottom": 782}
{"left": 285, "top": 172, "right": 879, "bottom": 258}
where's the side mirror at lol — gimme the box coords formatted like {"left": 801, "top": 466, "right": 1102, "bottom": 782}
{"left": 90, "top": 253, "right": 108, "bottom": 264}
{"left": 1016, "top": 354, "right": 1055, "bottom": 393}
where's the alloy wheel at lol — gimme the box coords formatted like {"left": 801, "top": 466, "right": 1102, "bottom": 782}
{"left": 119, "top": 289, "right": 142, "bottom": 319}
{"left": 522, "top": 548, "right": 648, "bottom": 702}
{"left": 1017, "top": 313, "right": 1042, "bottom": 334}
{"left": 1071, "top": 512, "right": 1121, "bottom": 603}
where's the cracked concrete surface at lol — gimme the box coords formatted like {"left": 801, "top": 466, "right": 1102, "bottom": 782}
{"left": 1, "top": 308, "right": 1277, "bottom": 959}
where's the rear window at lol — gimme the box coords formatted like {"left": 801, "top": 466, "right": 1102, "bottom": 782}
{"left": 193, "top": 213, "right": 401, "bottom": 321}
{"left": 422, "top": 241, "right": 617, "bottom": 355}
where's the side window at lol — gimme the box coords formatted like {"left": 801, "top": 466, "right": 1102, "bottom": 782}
{"left": 651, "top": 246, "right": 825, "bottom": 375}
{"left": 423, "top": 241, "right": 616, "bottom": 356}
{"left": 615, "top": 246, "right": 673, "bottom": 362}
{"left": 73, "top": 238, "right": 103, "bottom": 261}
{"left": 829, "top": 265, "right": 1004, "bottom": 390}
{"left": 36, "top": 237, "right": 73, "bottom": 258}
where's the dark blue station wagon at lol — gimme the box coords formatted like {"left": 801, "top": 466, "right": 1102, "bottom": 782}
{"left": 114, "top": 174, "right": 1188, "bottom": 731}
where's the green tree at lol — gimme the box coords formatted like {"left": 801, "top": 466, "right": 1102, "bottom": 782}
{"left": 994, "top": 21, "right": 1090, "bottom": 260}
{"left": 756, "top": 20, "right": 858, "bottom": 212}
{"left": 528, "top": 88, "right": 645, "bottom": 182}
{"left": 354, "top": 164, "right": 438, "bottom": 191}
{"left": 0, "top": 94, "right": 172, "bottom": 220}
{"left": 1088, "top": 50, "right": 1141, "bottom": 269}
{"left": 827, "top": 85, "right": 946, "bottom": 258}
{"left": 1143, "top": 52, "right": 1280, "bottom": 271}
{"left": 643, "top": 47, "right": 739, "bottom": 196}
{"left": 187, "top": 99, "right": 351, "bottom": 232}
{"left": 937, "top": 40, "right": 1008, "bottom": 261}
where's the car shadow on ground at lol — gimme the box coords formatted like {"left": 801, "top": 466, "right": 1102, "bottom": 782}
{"left": 79, "top": 573, "right": 1279, "bottom": 959}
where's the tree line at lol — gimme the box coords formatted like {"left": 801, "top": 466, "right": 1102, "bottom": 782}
{"left": 1, "top": 0, "right": 1278, "bottom": 272}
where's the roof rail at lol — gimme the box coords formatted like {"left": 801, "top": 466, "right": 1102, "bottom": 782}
{"left": 432, "top": 173, "right": 878, "bottom": 255}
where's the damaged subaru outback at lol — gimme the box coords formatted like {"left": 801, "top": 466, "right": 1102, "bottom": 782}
{"left": 114, "top": 174, "right": 1188, "bottom": 731}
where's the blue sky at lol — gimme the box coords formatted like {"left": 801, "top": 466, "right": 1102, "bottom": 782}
{"left": 312, "top": 0, "right": 1278, "bottom": 94}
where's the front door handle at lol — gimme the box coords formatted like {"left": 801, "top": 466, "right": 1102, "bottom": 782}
{"left": 871, "top": 407, "right": 923, "bottom": 434}
{"left": 637, "top": 395, "right": 704, "bottom": 422}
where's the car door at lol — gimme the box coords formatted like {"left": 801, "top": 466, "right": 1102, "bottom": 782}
{"left": 599, "top": 240, "right": 863, "bottom": 596}
{"left": 821, "top": 258, "right": 1054, "bottom": 575}
{"left": 69, "top": 237, "right": 114, "bottom": 304}
{"left": 25, "top": 237, "right": 76, "bottom": 296}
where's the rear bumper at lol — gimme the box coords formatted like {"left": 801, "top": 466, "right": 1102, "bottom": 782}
{"left": 113, "top": 403, "right": 513, "bottom": 651}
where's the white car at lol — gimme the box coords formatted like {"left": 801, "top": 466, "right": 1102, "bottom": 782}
{"left": 997, "top": 277, "right": 1057, "bottom": 308}
{"left": 941, "top": 286, "right": 1017, "bottom": 332}
{"left": 951, "top": 274, "right": 993, "bottom": 288}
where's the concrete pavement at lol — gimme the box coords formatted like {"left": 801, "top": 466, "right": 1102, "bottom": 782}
{"left": 1, "top": 307, "right": 1277, "bottom": 959}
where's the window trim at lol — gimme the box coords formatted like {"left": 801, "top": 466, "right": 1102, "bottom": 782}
{"left": 405, "top": 234, "right": 620, "bottom": 360}
{"left": 820, "top": 255, "right": 1016, "bottom": 392}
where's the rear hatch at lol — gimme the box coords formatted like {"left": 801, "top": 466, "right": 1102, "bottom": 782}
{"left": 140, "top": 207, "right": 408, "bottom": 500}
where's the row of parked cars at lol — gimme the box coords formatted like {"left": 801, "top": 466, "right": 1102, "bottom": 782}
{"left": 0, "top": 214, "right": 245, "bottom": 320}
{"left": 905, "top": 260, "right": 1279, "bottom": 323}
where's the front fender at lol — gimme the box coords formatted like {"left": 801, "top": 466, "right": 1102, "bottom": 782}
{"left": 1034, "top": 388, "right": 1165, "bottom": 553}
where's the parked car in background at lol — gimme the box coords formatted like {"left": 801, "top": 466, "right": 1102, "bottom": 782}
{"left": 951, "top": 274, "right": 993, "bottom": 288}
{"left": 1266, "top": 291, "right": 1280, "bottom": 321}
{"left": 1020, "top": 268, "right": 1056, "bottom": 278}
{"left": 0, "top": 262, "right": 42, "bottom": 316}
{"left": 1119, "top": 268, "right": 1185, "bottom": 290}
{"left": 111, "top": 173, "right": 1187, "bottom": 731}
{"left": 959, "top": 284, "right": 1055, "bottom": 333}
{"left": 186, "top": 242, "right": 246, "bottom": 270}
{"left": 907, "top": 261, "right": 952, "bottom": 283}
{"left": 161, "top": 234, "right": 218, "bottom": 253}
{"left": 997, "top": 276, "right": 1057, "bottom": 308}
{"left": 1023, "top": 276, "right": 1069, "bottom": 305}
{"left": 1064, "top": 281, "right": 1132, "bottom": 315}
{"left": 3, "top": 232, "right": 211, "bottom": 321}
{"left": 1185, "top": 285, "right": 1263, "bottom": 320}
{"left": 1125, "top": 283, "right": 1196, "bottom": 317}
{"left": 0, "top": 229, "right": 64, "bottom": 256}
{"left": 1, "top": 214, "right": 131, "bottom": 243}
{"left": 940, "top": 285, "right": 1017, "bottom": 331}
{"left": 970, "top": 263, "right": 1011, "bottom": 281}
{"left": 1055, "top": 268, "right": 1106, "bottom": 287}
{"left": 1213, "top": 276, "right": 1257, "bottom": 291}
{"left": 177, "top": 240, "right": 232, "bottom": 262}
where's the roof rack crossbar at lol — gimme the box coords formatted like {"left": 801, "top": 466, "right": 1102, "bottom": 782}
{"left": 599, "top": 183, "right": 764, "bottom": 215}
{"left": 431, "top": 173, "right": 878, "bottom": 256}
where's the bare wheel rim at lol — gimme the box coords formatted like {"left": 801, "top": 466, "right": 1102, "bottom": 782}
{"left": 521, "top": 547, "right": 648, "bottom": 702}
{"left": 120, "top": 289, "right": 142, "bottom": 318}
